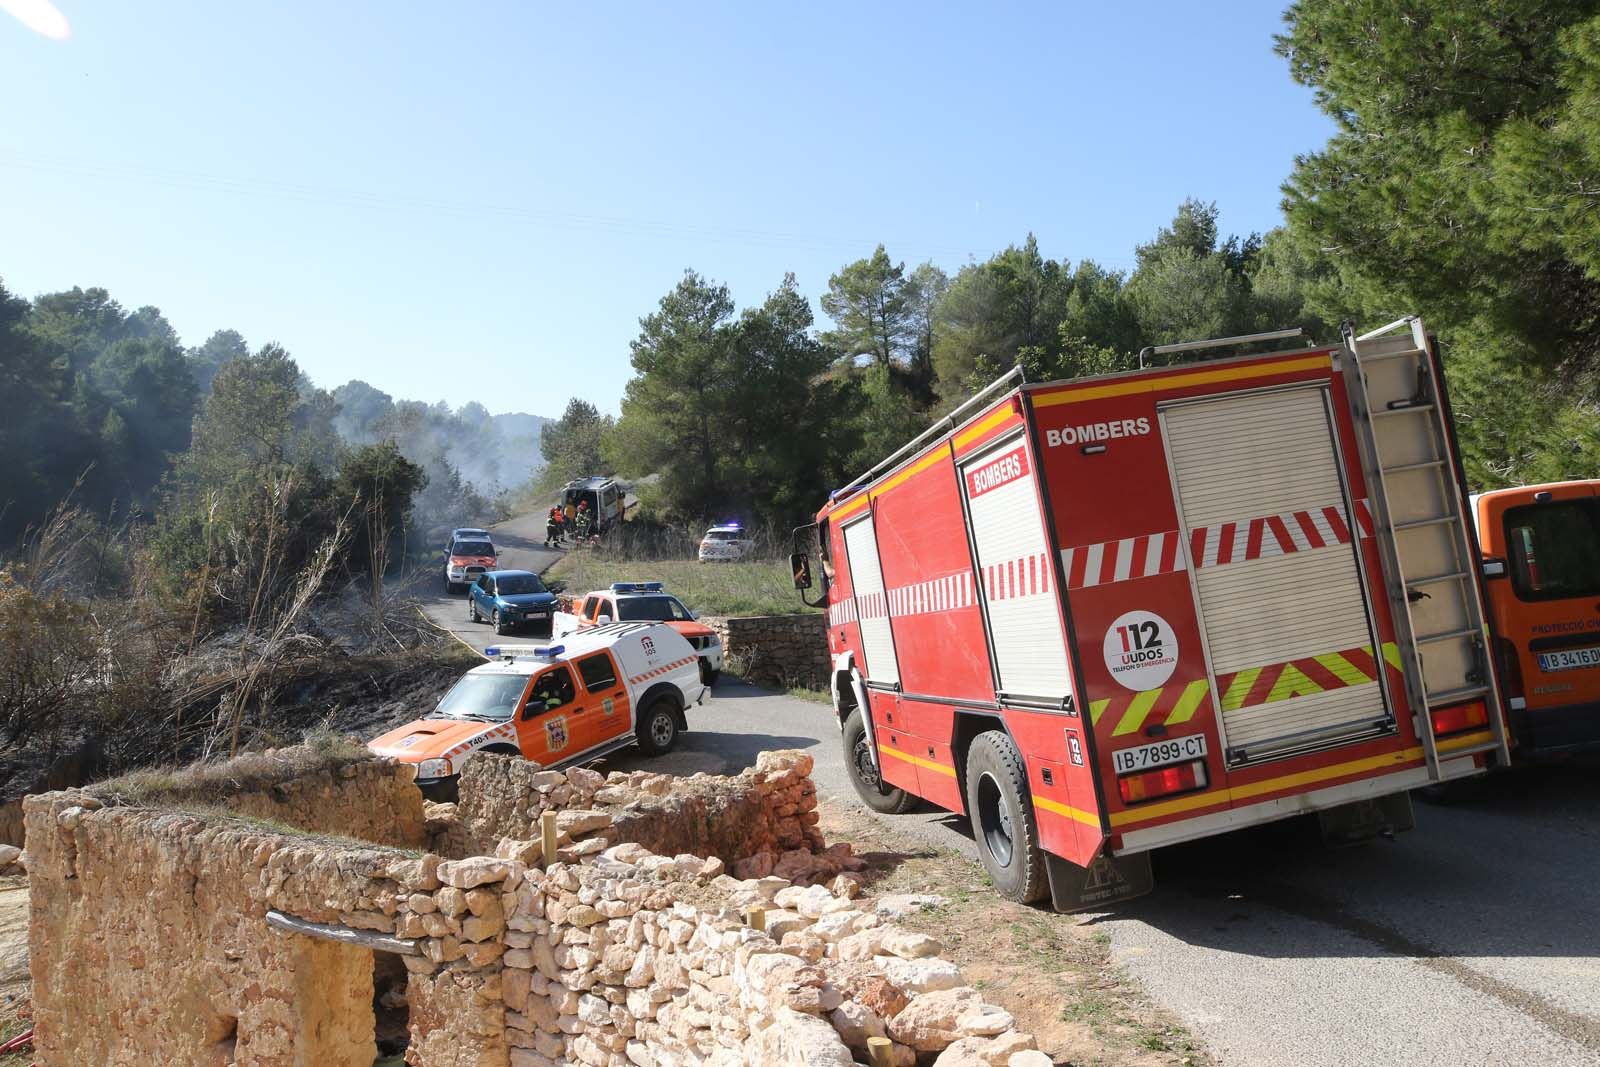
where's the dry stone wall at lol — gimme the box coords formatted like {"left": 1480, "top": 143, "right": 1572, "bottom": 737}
{"left": 700, "top": 613, "right": 829, "bottom": 690}
{"left": 450, "top": 751, "right": 824, "bottom": 861}
{"left": 23, "top": 745, "right": 1044, "bottom": 1067}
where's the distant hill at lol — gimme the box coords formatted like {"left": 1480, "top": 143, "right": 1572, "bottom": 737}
{"left": 491, "top": 412, "right": 551, "bottom": 443}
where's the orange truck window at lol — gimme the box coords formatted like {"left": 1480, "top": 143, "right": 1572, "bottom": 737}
{"left": 576, "top": 653, "right": 619, "bottom": 693}
{"left": 1505, "top": 500, "right": 1600, "bottom": 601}
{"left": 523, "top": 667, "right": 576, "bottom": 717}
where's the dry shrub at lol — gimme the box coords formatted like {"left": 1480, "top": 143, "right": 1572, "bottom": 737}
{"left": 0, "top": 572, "right": 97, "bottom": 748}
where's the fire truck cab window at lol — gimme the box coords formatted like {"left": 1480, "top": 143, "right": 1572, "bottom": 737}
{"left": 576, "top": 654, "right": 618, "bottom": 693}
{"left": 1504, "top": 499, "right": 1600, "bottom": 601}
{"left": 524, "top": 666, "right": 577, "bottom": 717}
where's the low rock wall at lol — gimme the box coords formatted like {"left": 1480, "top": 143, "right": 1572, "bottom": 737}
{"left": 450, "top": 751, "right": 823, "bottom": 861}
{"left": 700, "top": 613, "right": 829, "bottom": 690}
{"left": 23, "top": 744, "right": 1044, "bottom": 1067}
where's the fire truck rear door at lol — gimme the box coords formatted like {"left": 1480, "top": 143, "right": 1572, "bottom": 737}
{"left": 960, "top": 436, "right": 1073, "bottom": 701}
{"left": 1162, "top": 385, "right": 1393, "bottom": 765}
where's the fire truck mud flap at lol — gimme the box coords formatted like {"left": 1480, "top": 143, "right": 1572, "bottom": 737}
{"left": 1045, "top": 851, "right": 1154, "bottom": 913}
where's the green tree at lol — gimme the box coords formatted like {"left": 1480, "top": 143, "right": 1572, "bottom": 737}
{"left": 1278, "top": 0, "right": 1600, "bottom": 484}
{"left": 337, "top": 441, "right": 426, "bottom": 575}
{"left": 538, "top": 398, "right": 613, "bottom": 494}
{"left": 610, "top": 271, "right": 736, "bottom": 516}
{"left": 331, "top": 379, "right": 395, "bottom": 444}
{"left": 189, "top": 329, "right": 249, "bottom": 397}
{"left": 931, "top": 235, "right": 1072, "bottom": 399}
{"left": 904, "top": 262, "right": 949, "bottom": 396}
{"left": 821, "top": 246, "right": 913, "bottom": 368}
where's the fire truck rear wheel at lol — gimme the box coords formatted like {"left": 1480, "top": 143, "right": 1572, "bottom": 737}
{"left": 964, "top": 731, "right": 1047, "bottom": 904}
{"left": 842, "top": 709, "right": 916, "bottom": 815}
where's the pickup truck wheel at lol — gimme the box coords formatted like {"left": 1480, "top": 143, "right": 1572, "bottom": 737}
{"left": 843, "top": 708, "right": 916, "bottom": 814}
{"left": 699, "top": 661, "right": 720, "bottom": 686}
{"left": 964, "top": 730, "right": 1047, "bottom": 904}
{"left": 493, "top": 609, "right": 509, "bottom": 636}
{"left": 636, "top": 699, "right": 679, "bottom": 756}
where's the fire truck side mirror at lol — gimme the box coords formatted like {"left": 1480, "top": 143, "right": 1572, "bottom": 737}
{"left": 790, "top": 553, "right": 813, "bottom": 590}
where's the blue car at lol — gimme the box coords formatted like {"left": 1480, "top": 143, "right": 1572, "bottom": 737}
{"left": 467, "top": 570, "right": 558, "bottom": 635}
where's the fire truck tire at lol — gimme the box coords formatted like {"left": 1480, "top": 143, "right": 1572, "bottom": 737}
{"left": 964, "top": 731, "right": 1048, "bottom": 904}
{"left": 842, "top": 709, "right": 917, "bottom": 815}
{"left": 637, "top": 699, "right": 680, "bottom": 756}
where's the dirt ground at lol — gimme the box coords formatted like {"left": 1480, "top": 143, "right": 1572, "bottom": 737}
{"left": 0, "top": 875, "right": 29, "bottom": 1064}
{"left": 817, "top": 801, "right": 1209, "bottom": 1067}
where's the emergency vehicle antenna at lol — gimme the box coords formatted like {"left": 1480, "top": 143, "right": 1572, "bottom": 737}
{"left": 1138, "top": 327, "right": 1305, "bottom": 369}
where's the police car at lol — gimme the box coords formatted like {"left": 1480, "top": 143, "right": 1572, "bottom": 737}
{"left": 697, "top": 522, "right": 755, "bottom": 562}
{"left": 368, "top": 622, "right": 705, "bottom": 798}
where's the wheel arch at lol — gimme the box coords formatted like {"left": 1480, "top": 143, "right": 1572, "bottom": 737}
{"left": 639, "top": 681, "right": 688, "bottom": 730}
{"left": 951, "top": 710, "right": 1016, "bottom": 791}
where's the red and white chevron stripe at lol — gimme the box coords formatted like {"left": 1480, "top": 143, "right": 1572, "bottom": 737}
{"left": 890, "top": 571, "right": 977, "bottom": 617}
{"left": 1189, "top": 499, "right": 1374, "bottom": 569}
{"left": 982, "top": 551, "right": 1053, "bottom": 602}
{"left": 1060, "top": 531, "right": 1184, "bottom": 590}
{"left": 627, "top": 655, "right": 698, "bottom": 685}
{"left": 826, "top": 597, "right": 858, "bottom": 627}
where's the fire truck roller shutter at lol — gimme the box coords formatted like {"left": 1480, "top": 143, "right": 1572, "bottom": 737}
{"left": 1162, "top": 386, "right": 1392, "bottom": 762}
{"left": 961, "top": 437, "right": 1074, "bottom": 700}
{"left": 842, "top": 513, "right": 900, "bottom": 685}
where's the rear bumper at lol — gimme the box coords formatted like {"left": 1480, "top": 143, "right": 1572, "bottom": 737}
{"left": 1510, "top": 699, "right": 1600, "bottom": 757}
{"left": 1113, "top": 753, "right": 1480, "bottom": 855}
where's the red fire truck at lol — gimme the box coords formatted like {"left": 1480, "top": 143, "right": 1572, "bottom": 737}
{"left": 792, "top": 318, "right": 1511, "bottom": 910}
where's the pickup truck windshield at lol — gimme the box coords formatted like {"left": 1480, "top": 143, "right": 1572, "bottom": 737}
{"left": 452, "top": 541, "right": 494, "bottom": 557}
{"left": 616, "top": 595, "right": 691, "bottom": 622}
{"left": 496, "top": 575, "right": 546, "bottom": 595}
{"left": 436, "top": 674, "right": 526, "bottom": 720}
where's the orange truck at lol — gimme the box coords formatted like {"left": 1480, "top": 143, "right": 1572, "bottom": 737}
{"left": 554, "top": 581, "right": 725, "bottom": 684}
{"left": 1473, "top": 480, "right": 1600, "bottom": 755}
{"left": 369, "top": 622, "right": 706, "bottom": 798}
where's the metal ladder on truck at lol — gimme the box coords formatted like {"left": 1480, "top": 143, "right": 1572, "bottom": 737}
{"left": 1339, "top": 316, "right": 1511, "bottom": 779}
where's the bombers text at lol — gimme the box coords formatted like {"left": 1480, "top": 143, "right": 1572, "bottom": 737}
{"left": 1044, "top": 417, "right": 1152, "bottom": 447}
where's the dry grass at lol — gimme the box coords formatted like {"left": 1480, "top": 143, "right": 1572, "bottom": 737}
{"left": 545, "top": 555, "right": 817, "bottom": 618}
{"left": 93, "top": 728, "right": 371, "bottom": 807}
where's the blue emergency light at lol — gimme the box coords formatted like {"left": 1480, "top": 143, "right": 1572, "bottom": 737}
{"left": 484, "top": 644, "right": 563, "bottom": 659}
{"left": 610, "top": 581, "right": 664, "bottom": 593}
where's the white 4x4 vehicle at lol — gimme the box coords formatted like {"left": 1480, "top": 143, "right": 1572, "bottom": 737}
{"left": 368, "top": 622, "right": 706, "bottom": 798}
{"left": 698, "top": 523, "right": 754, "bottom": 562}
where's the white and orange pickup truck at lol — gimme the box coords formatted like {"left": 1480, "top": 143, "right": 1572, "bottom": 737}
{"left": 554, "top": 581, "right": 724, "bottom": 684}
{"left": 368, "top": 622, "right": 706, "bottom": 798}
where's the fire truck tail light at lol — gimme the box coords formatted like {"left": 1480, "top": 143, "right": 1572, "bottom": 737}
{"left": 1430, "top": 700, "right": 1489, "bottom": 737}
{"left": 1117, "top": 760, "right": 1208, "bottom": 805}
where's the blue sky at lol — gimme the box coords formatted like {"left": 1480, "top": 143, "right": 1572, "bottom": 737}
{"left": 1, "top": 1, "right": 1333, "bottom": 417}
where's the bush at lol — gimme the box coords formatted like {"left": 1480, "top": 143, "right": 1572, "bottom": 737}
{"left": 0, "top": 572, "right": 97, "bottom": 747}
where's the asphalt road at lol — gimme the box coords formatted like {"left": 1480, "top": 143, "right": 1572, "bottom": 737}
{"left": 417, "top": 511, "right": 566, "bottom": 650}
{"left": 418, "top": 516, "right": 1600, "bottom": 1067}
